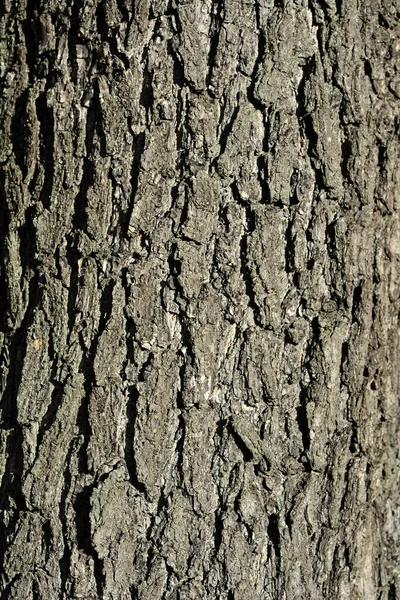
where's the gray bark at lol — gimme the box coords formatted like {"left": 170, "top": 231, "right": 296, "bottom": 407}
{"left": 0, "top": 0, "right": 399, "bottom": 598}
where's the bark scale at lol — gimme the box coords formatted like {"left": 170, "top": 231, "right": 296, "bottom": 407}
{"left": 0, "top": 0, "right": 399, "bottom": 598}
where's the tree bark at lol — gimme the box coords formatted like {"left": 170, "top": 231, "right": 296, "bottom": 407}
{"left": 1, "top": 0, "right": 399, "bottom": 598}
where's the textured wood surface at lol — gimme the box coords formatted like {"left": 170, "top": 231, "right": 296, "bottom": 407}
{"left": 0, "top": 0, "right": 399, "bottom": 598}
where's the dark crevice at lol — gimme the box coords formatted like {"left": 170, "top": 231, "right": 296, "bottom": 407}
{"left": 167, "top": 242, "right": 187, "bottom": 309}
{"left": 377, "top": 140, "right": 387, "bottom": 171}
{"left": 170, "top": 42, "right": 185, "bottom": 89}
{"left": 176, "top": 184, "right": 191, "bottom": 235}
{"left": 233, "top": 492, "right": 253, "bottom": 543}
{"left": 74, "top": 485, "right": 105, "bottom": 597}
{"left": 267, "top": 514, "right": 281, "bottom": 572}
{"left": 206, "top": 0, "right": 224, "bottom": 97}
{"left": 335, "top": 0, "right": 343, "bottom": 16}
{"left": 0, "top": 426, "right": 27, "bottom": 576}
{"left": 32, "top": 579, "right": 40, "bottom": 600}
{"left": 0, "top": 575, "right": 22, "bottom": 600}
{"left": 256, "top": 149, "right": 269, "bottom": 205}
{"left": 239, "top": 231, "right": 260, "bottom": 326}
{"left": 340, "top": 341, "right": 348, "bottom": 384}
{"left": 340, "top": 139, "right": 352, "bottom": 180}
{"left": 289, "top": 169, "right": 300, "bottom": 205}
{"left": 378, "top": 13, "right": 390, "bottom": 29}
{"left": 97, "top": 280, "right": 114, "bottom": 337}
{"left": 296, "top": 318, "right": 317, "bottom": 470}
{"left": 139, "top": 46, "right": 154, "bottom": 119}
{"left": 231, "top": 183, "right": 262, "bottom": 327}
{"left": 0, "top": 263, "right": 41, "bottom": 570}
{"left": 175, "top": 412, "right": 186, "bottom": 487}
{"left": 227, "top": 421, "right": 253, "bottom": 462}
{"left": 325, "top": 220, "right": 337, "bottom": 259}
{"left": 216, "top": 103, "right": 240, "bottom": 158}
{"left": 351, "top": 283, "right": 362, "bottom": 325}
{"left": 95, "top": 1, "right": 130, "bottom": 69}
{"left": 340, "top": 459, "right": 352, "bottom": 510}
{"left": 116, "top": 0, "right": 131, "bottom": 23}
{"left": 145, "top": 490, "right": 169, "bottom": 550}
{"left": 125, "top": 130, "right": 146, "bottom": 236}
{"left": 296, "top": 55, "right": 325, "bottom": 189}
{"left": 0, "top": 178, "right": 10, "bottom": 331}
{"left": 375, "top": 140, "right": 392, "bottom": 215}
{"left": 296, "top": 388, "right": 311, "bottom": 454}
{"left": 65, "top": 252, "right": 81, "bottom": 355}
{"left": 284, "top": 508, "right": 292, "bottom": 537}
{"left": 42, "top": 520, "right": 52, "bottom": 563}
{"left": 349, "top": 422, "right": 358, "bottom": 454}
{"left": 71, "top": 115, "right": 96, "bottom": 234}
{"left": 18, "top": 205, "right": 38, "bottom": 279}
{"left": 145, "top": 545, "right": 155, "bottom": 580}
{"left": 67, "top": 0, "right": 85, "bottom": 84}
{"left": 284, "top": 213, "right": 296, "bottom": 272}
{"left": 37, "top": 382, "right": 65, "bottom": 448}
{"left": 35, "top": 89, "right": 55, "bottom": 209}
{"left": 76, "top": 392, "right": 93, "bottom": 474}
{"left": 10, "top": 89, "right": 30, "bottom": 178}
{"left": 21, "top": 0, "right": 41, "bottom": 83}
{"left": 364, "top": 58, "right": 373, "bottom": 82}
{"left": 123, "top": 319, "right": 136, "bottom": 365}
{"left": 138, "top": 353, "right": 154, "bottom": 382}
{"left": 130, "top": 585, "right": 139, "bottom": 600}
{"left": 247, "top": 0, "right": 266, "bottom": 112}
{"left": 59, "top": 439, "right": 76, "bottom": 598}
{"left": 76, "top": 280, "right": 115, "bottom": 474}
{"left": 214, "top": 511, "right": 224, "bottom": 554}
{"left": 343, "top": 544, "right": 351, "bottom": 569}
{"left": 125, "top": 386, "right": 148, "bottom": 495}
{"left": 168, "top": 40, "right": 199, "bottom": 95}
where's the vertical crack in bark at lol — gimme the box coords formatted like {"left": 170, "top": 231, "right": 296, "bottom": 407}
{"left": 284, "top": 210, "right": 296, "bottom": 274}
{"left": 246, "top": 0, "right": 266, "bottom": 113}
{"left": 267, "top": 514, "right": 281, "bottom": 575}
{"left": 71, "top": 113, "right": 96, "bottom": 236}
{"left": 231, "top": 182, "right": 261, "bottom": 328}
{"left": 296, "top": 318, "right": 320, "bottom": 471}
{"left": 295, "top": 55, "right": 325, "bottom": 190}
{"left": 35, "top": 88, "right": 55, "bottom": 210}
{"left": 0, "top": 172, "right": 10, "bottom": 330}
{"left": 206, "top": 0, "right": 224, "bottom": 98}
{"left": 125, "top": 359, "right": 152, "bottom": 496}
{"left": 0, "top": 267, "right": 41, "bottom": 569}
{"left": 74, "top": 482, "right": 105, "bottom": 597}
{"left": 10, "top": 89, "right": 30, "bottom": 179}
{"left": 125, "top": 129, "right": 146, "bottom": 236}
{"left": 36, "top": 381, "right": 65, "bottom": 449}
{"left": 58, "top": 439, "right": 76, "bottom": 599}
{"left": 227, "top": 419, "right": 253, "bottom": 463}
{"left": 76, "top": 280, "right": 115, "bottom": 474}
{"left": 67, "top": 0, "right": 85, "bottom": 84}
{"left": 217, "top": 103, "right": 239, "bottom": 159}
{"left": 175, "top": 358, "right": 187, "bottom": 489}
{"left": 21, "top": 0, "right": 41, "bottom": 84}
{"left": 95, "top": 1, "right": 130, "bottom": 69}
{"left": 213, "top": 509, "right": 224, "bottom": 556}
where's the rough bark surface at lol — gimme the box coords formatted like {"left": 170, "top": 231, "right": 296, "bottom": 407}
{"left": 1, "top": 0, "right": 400, "bottom": 598}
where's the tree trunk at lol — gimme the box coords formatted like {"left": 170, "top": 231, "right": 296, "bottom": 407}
{"left": 1, "top": 0, "right": 399, "bottom": 598}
